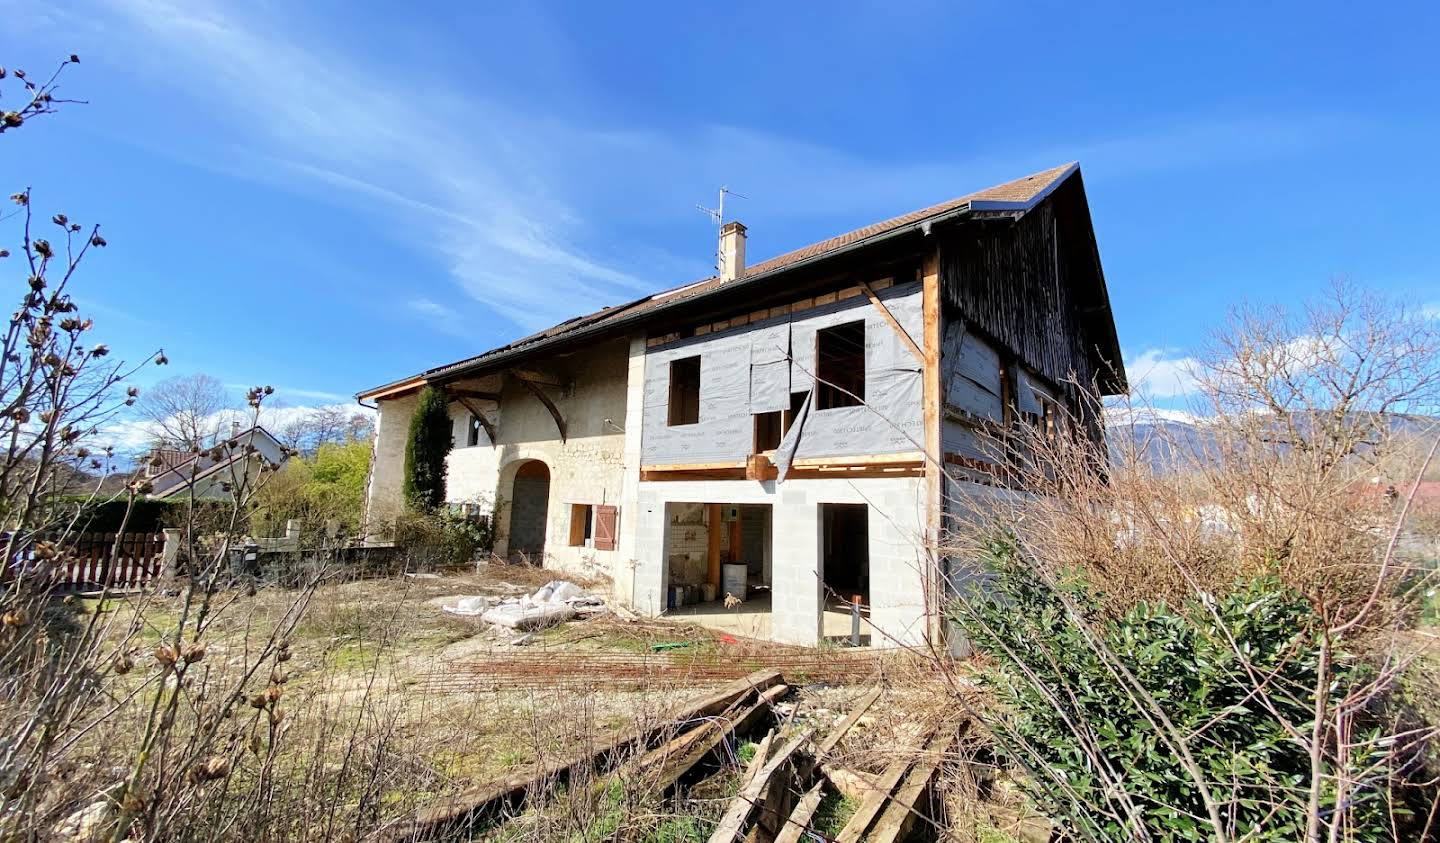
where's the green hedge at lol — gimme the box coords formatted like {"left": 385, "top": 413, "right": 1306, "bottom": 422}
{"left": 47, "top": 497, "right": 202, "bottom": 533}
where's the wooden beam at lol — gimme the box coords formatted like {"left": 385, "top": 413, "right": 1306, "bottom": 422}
{"left": 706, "top": 727, "right": 815, "bottom": 843}
{"left": 643, "top": 460, "right": 748, "bottom": 472}
{"left": 745, "top": 453, "right": 774, "bottom": 481}
{"left": 860, "top": 281, "right": 925, "bottom": 366}
{"left": 514, "top": 376, "right": 566, "bottom": 443}
{"left": 773, "top": 782, "right": 826, "bottom": 843}
{"left": 866, "top": 728, "right": 963, "bottom": 843}
{"left": 511, "top": 367, "right": 562, "bottom": 388}
{"left": 452, "top": 395, "right": 498, "bottom": 449}
{"left": 358, "top": 376, "right": 426, "bottom": 402}
{"left": 815, "top": 687, "right": 882, "bottom": 759}
{"left": 642, "top": 469, "right": 747, "bottom": 482}
{"left": 795, "top": 451, "right": 925, "bottom": 468}
{"left": 643, "top": 453, "right": 922, "bottom": 474}
{"left": 920, "top": 250, "right": 943, "bottom": 645}
{"left": 638, "top": 683, "right": 788, "bottom": 791}
{"left": 385, "top": 670, "right": 783, "bottom": 840}
{"left": 834, "top": 725, "right": 936, "bottom": 843}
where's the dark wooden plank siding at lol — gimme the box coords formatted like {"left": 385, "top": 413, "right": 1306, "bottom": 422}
{"left": 939, "top": 202, "right": 1096, "bottom": 391}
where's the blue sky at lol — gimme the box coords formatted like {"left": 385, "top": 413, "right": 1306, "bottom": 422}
{"left": 4, "top": 1, "right": 1438, "bottom": 419}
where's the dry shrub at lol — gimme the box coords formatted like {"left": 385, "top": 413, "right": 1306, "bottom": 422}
{"left": 949, "top": 283, "right": 1440, "bottom": 628}
{"left": 940, "top": 283, "right": 1440, "bottom": 842}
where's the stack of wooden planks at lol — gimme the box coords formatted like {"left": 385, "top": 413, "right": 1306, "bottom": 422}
{"left": 707, "top": 687, "right": 966, "bottom": 843}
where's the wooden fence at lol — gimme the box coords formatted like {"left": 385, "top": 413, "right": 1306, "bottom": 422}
{"left": 6, "top": 531, "right": 168, "bottom": 591}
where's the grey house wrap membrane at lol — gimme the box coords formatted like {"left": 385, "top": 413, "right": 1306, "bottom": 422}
{"left": 641, "top": 282, "right": 925, "bottom": 466}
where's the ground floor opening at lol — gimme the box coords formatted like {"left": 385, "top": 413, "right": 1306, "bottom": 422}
{"left": 506, "top": 460, "right": 550, "bottom": 562}
{"left": 661, "top": 502, "right": 772, "bottom": 614}
{"left": 634, "top": 475, "right": 930, "bottom": 648}
{"left": 820, "top": 502, "right": 870, "bottom": 644}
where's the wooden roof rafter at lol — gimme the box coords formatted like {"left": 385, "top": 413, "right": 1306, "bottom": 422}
{"left": 512, "top": 372, "right": 567, "bottom": 443}
{"left": 449, "top": 393, "right": 498, "bottom": 449}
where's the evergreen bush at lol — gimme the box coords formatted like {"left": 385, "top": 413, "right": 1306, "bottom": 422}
{"left": 402, "top": 386, "right": 451, "bottom": 512}
{"left": 953, "top": 536, "right": 1389, "bottom": 842}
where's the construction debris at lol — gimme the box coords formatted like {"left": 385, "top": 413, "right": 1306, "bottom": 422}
{"left": 389, "top": 662, "right": 970, "bottom": 843}
{"left": 441, "top": 579, "right": 604, "bottom": 630}
{"left": 381, "top": 669, "right": 786, "bottom": 841}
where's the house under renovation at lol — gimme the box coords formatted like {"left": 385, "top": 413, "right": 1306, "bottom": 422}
{"left": 358, "top": 162, "right": 1126, "bottom": 646}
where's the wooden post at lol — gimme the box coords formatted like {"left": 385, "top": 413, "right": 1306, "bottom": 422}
{"left": 729, "top": 508, "right": 742, "bottom": 565}
{"left": 161, "top": 528, "right": 182, "bottom": 583}
{"left": 921, "top": 250, "right": 943, "bottom": 645}
{"left": 706, "top": 504, "right": 722, "bottom": 589}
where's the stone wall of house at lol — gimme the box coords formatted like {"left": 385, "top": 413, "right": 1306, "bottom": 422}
{"left": 365, "top": 337, "right": 636, "bottom": 590}
{"left": 485, "top": 336, "right": 631, "bottom": 584}
{"left": 363, "top": 391, "right": 418, "bottom": 530}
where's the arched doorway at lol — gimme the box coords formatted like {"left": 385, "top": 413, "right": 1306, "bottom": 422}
{"left": 507, "top": 460, "right": 550, "bottom": 562}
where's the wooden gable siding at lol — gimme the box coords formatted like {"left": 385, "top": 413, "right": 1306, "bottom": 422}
{"left": 937, "top": 181, "right": 1107, "bottom": 394}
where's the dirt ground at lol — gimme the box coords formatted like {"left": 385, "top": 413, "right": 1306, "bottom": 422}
{"left": 59, "top": 563, "right": 1042, "bottom": 840}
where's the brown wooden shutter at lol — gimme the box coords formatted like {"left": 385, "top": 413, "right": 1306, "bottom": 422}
{"left": 594, "top": 505, "right": 618, "bottom": 551}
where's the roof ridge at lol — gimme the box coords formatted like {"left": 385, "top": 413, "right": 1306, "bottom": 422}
{"left": 368, "top": 162, "right": 1081, "bottom": 394}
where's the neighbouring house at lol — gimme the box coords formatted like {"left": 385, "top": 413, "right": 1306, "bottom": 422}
{"left": 141, "top": 424, "right": 289, "bottom": 501}
{"left": 358, "top": 162, "right": 1126, "bottom": 646}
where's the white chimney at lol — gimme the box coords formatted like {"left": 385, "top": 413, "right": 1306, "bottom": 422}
{"left": 719, "top": 221, "right": 746, "bottom": 282}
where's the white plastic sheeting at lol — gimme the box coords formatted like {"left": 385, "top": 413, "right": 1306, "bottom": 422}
{"left": 443, "top": 580, "right": 604, "bottom": 630}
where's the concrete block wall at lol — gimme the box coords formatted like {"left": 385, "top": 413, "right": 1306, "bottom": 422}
{"left": 633, "top": 475, "right": 930, "bottom": 647}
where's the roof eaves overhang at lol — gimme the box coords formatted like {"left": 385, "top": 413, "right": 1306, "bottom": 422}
{"left": 356, "top": 376, "right": 427, "bottom": 402}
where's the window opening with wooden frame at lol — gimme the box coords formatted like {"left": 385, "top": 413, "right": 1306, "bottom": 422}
{"left": 815, "top": 321, "right": 865, "bottom": 410}
{"left": 568, "top": 503, "right": 618, "bottom": 550}
{"left": 568, "top": 504, "right": 594, "bottom": 547}
{"left": 667, "top": 356, "right": 701, "bottom": 426}
{"left": 753, "top": 411, "right": 783, "bottom": 453}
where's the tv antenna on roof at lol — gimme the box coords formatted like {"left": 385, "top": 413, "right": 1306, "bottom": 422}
{"left": 696, "top": 186, "right": 747, "bottom": 273}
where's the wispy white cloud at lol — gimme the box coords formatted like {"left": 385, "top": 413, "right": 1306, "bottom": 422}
{"left": 1125, "top": 348, "right": 1200, "bottom": 398}
{"left": 55, "top": 0, "right": 1378, "bottom": 341}
{"left": 223, "top": 383, "right": 352, "bottom": 404}
{"left": 89, "top": 0, "right": 656, "bottom": 332}
{"left": 406, "top": 298, "right": 467, "bottom": 338}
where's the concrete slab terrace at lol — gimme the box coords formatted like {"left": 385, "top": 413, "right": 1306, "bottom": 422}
{"left": 664, "top": 594, "right": 879, "bottom": 646}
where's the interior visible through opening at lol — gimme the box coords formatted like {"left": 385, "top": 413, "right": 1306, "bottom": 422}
{"left": 661, "top": 502, "right": 773, "bottom": 637}
{"left": 821, "top": 503, "right": 870, "bottom": 642}
{"left": 667, "top": 356, "right": 701, "bottom": 426}
{"left": 816, "top": 321, "right": 866, "bottom": 409}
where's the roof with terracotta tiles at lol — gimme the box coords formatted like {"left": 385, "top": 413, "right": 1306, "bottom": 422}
{"left": 361, "top": 162, "right": 1080, "bottom": 396}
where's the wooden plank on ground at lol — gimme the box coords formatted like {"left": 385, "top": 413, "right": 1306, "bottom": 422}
{"left": 866, "top": 727, "right": 963, "bottom": 843}
{"left": 814, "top": 687, "right": 882, "bottom": 760}
{"left": 772, "top": 781, "right": 826, "bottom": 843}
{"left": 381, "top": 669, "right": 784, "bottom": 841}
{"left": 740, "top": 730, "right": 775, "bottom": 789}
{"left": 834, "top": 725, "right": 937, "bottom": 843}
{"left": 706, "top": 727, "right": 815, "bottom": 843}
{"left": 639, "top": 683, "right": 788, "bottom": 790}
